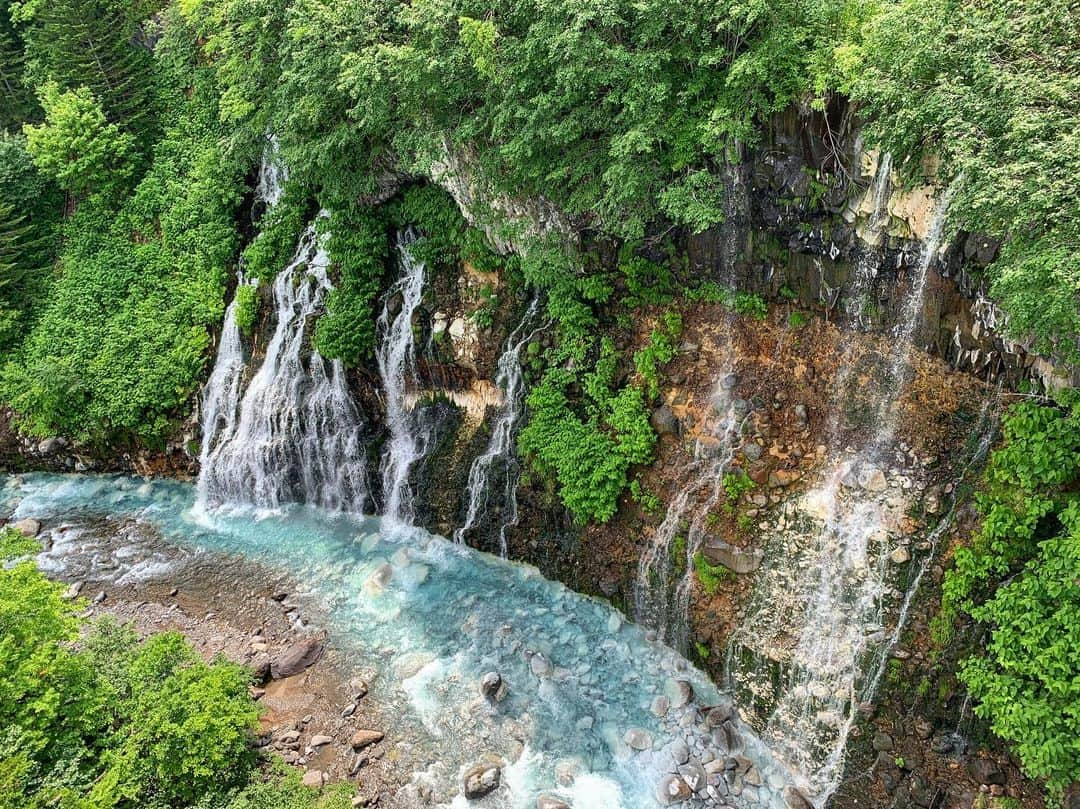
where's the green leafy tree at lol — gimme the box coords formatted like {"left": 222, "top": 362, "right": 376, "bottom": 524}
{"left": 0, "top": 537, "right": 312, "bottom": 809}
{"left": 313, "top": 204, "right": 388, "bottom": 365}
{"left": 841, "top": 0, "right": 1080, "bottom": 362}
{"left": 23, "top": 81, "right": 136, "bottom": 199}
{"left": 4, "top": 9, "right": 244, "bottom": 444}
{"left": 12, "top": 0, "right": 158, "bottom": 140}
{"left": 936, "top": 403, "right": 1080, "bottom": 803}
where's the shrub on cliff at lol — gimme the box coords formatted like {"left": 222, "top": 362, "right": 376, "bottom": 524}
{"left": 519, "top": 338, "right": 656, "bottom": 523}
{"left": 935, "top": 403, "right": 1080, "bottom": 804}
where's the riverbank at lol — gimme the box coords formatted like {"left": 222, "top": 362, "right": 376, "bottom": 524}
{"left": 16, "top": 509, "right": 401, "bottom": 804}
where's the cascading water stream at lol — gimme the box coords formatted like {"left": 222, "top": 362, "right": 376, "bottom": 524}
{"left": 726, "top": 185, "right": 960, "bottom": 803}
{"left": 197, "top": 217, "right": 370, "bottom": 513}
{"left": 195, "top": 267, "right": 254, "bottom": 507}
{"left": 453, "top": 296, "right": 542, "bottom": 556}
{"left": 844, "top": 152, "right": 892, "bottom": 328}
{"left": 376, "top": 229, "right": 431, "bottom": 526}
{"left": 633, "top": 378, "right": 751, "bottom": 650}
{"left": 634, "top": 157, "right": 751, "bottom": 650}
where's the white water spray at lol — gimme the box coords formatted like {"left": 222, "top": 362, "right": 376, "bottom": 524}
{"left": 845, "top": 152, "right": 893, "bottom": 327}
{"left": 197, "top": 218, "right": 370, "bottom": 513}
{"left": 727, "top": 186, "right": 958, "bottom": 803}
{"left": 376, "top": 229, "right": 431, "bottom": 526}
{"left": 454, "top": 296, "right": 542, "bottom": 556}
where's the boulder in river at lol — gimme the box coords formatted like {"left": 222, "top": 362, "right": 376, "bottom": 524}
{"left": 624, "top": 728, "right": 653, "bottom": 751}
{"left": 783, "top": 786, "right": 814, "bottom": 809}
{"left": 463, "top": 758, "right": 502, "bottom": 799}
{"left": 11, "top": 518, "right": 40, "bottom": 537}
{"left": 655, "top": 774, "right": 692, "bottom": 804}
{"left": 271, "top": 637, "right": 323, "bottom": 679}
{"left": 480, "top": 671, "right": 507, "bottom": 702}
{"left": 536, "top": 797, "right": 570, "bottom": 809}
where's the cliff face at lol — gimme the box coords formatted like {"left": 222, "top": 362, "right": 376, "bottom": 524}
{"left": 0, "top": 104, "right": 1055, "bottom": 807}
{"left": 412, "top": 105, "right": 1052, "bottom": 807}
{"left": 685, "top": 105, "right": 1074, "bottom": 392}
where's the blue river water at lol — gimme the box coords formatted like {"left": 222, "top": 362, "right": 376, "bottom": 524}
{"left": 2, "top": 474, "right": 801, "bottom": 809}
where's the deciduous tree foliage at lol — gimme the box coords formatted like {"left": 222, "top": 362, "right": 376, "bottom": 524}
{"left": 840, "top": 0, "right": 1080, "bottom": 362}
{"left": 937, "top": 403, "right": 1080, "bottom": 801}
{"left": 0, "top": 530, "right": 355, "bottom": 809}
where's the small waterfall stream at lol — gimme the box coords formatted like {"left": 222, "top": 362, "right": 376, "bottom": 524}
{"left": 376, "top": 229, "right": 432, "bottom": 526}
{"left": 197, "top": 218, "right": 370, "bottom": 513}
{"left": 454, "top": 296, "right": 542, "bottom": 556}
{"left": 845, "top": 153, "right": 892, "bottom": 328}
{"left": 727, "top": 187, "right": 959, "bottom": 803}
{"left": 634, "top": 158, "right": 750, "bottom": 649}
{"left": 195, "top": 268, "right": 254, "bottom": 507}
{"left": 634, "top": 378, "right": 749, "bottom": 650}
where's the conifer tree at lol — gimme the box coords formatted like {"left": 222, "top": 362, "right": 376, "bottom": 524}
{"left": 15, "top": 0, "right": 157, "bottom": 141}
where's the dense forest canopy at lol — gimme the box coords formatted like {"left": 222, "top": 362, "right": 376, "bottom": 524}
{"left": 0, "top": 0, "right": 1076, "bottom": 444}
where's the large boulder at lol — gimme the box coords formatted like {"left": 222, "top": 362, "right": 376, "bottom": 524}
{"left": 655, "top": 774, "right": 692, "bottom": 804}
{"left": 463, "top": 759, "right": 502, "bottom": 799}
{"left": 349, "top": 729, "right": 384, "bottom": 750}
{"left": 650, "top": 405, "right": 680, "bottom": 437}
{"left": 783, "top": 786, "right": 814, "bottom": 809}
{"left": 966, "top": 758, "right": 1006, "bottom": 786}
{"left": 270, "top": 637, "right": 324, "bottom": 679}
{"left": 701, "top": 539, "right": 764, "bottom": 574}
{"left": 11, "top": 518, "right": 40, "bottom": 537}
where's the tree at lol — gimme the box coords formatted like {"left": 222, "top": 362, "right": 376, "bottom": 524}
{"left": 0, "top": 0, "right": 36, "bottom": 129}
{"left": 841, "top": 0, "right": 1080, "bottom": 363}
{"left": 937, "top": 403, "right": 1080, "bottom": 804}
{"left": 23, "top": 81, "right": 136, "bottom": 199}
{"left": 12, "top": 0, "right": 158, "bottom": 140}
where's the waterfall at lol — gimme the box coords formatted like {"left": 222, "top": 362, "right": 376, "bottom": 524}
{"left": 634, "top": 157, "right": 750, "bottom": 648}
{"left": 376, "top": 229, "right": 431, "bottom": 526}
{"left": 845, "top": 152, "right": 893, "bottom": 328}
{"left": 197, "top": 218, "right": 370, "bottom": 513}
{"left": 254, "top": 137, "right": 286, "bottom": 208}
{"left": 453, "top": 296, "right": 542, "bottom": 556}
{"left": 633, "top": 379, "right": 748, "bottom": 650}
{"left": 195, "top": 268, "right": 254, "bottom": 507}
{"left": 726, "top": 187, "right": 957, "bottom": 803}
